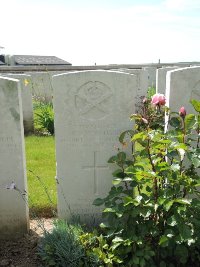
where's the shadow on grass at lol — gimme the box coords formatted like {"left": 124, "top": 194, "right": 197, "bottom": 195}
{"left": 30, "top": 205, "right": 57, "bottom": 219}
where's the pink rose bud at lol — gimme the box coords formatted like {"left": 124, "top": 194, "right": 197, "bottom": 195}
{"left": 142, "top": 118, "right": 148, "bottom": 124}
{"left": 143, "top": 97, "right": 148, "bottom": 104}
{"left": 179, "top": 107, "right": 186, "bottom": 117}
{"left": 151, "top": 94, "right": 166, "bottom": 106}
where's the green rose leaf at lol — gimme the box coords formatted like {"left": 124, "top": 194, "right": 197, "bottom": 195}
{"left": 179, "top": 224, "right": 192, "bottom": 240}
{"left": 159, "top": 235, "right": 169, "bottom": 247}
{"left": 103, "top": 207, "right": 116, "bottom": 213}
{"left": 112, "top": 169, "right": 125, "bottom": 178}
{"left": 117, "top": 151, "right": 126, "bottom": 161}
{"left": 167, "top": 215, "right": 178, "bottom": 226}
{"left": 93, "top": 198, "right": 105, "bottom": 206}
{"left": 174, "top": 198, "right": 191, "bottom": 205}
{"left": 112, "top": 236, "right": 124, "bottom": 243}
{"left": 190, "top": 99, "right": 200, "bottom": 112}
{"left": 112, "top": 178, "right": 122, "bottom": 185}
{"left": 175, "top": 245, "right": 188, "bottom": 264}
{"left": 119, "top": 130, "right": 134, "bottom": 144}
{"left": 164, "top": 200, "right": 174, "bottom": 211}
{"left": 108, "top": 155, "right": 118, "bottom": 163}
{"left": 169, "top": 117, "right": 182, "bottom": 128}
{"left": 185, "top": 114, "right": 196, "bottom": 130}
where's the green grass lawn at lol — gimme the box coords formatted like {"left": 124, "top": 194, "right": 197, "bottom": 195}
{"left": 25, "top": 135, "right": 57, "bottom": 217}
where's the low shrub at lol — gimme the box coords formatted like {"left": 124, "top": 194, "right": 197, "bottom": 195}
{"left": 38, "top": 220, "right": 101, "bottom": 266}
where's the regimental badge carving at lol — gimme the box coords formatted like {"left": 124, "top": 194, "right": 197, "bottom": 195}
{"left": 75, "top": 81, "right": 113, "bottom": 120}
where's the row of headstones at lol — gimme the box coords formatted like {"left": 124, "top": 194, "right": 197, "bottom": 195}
{"left": 1, "top": 65, "right": 197, "bottom": 135}
{"left": 0, "top": 68, "right": 155, "bottom": 134}
{"left": 0, "top": 66, "right": 200, "bottom": 239}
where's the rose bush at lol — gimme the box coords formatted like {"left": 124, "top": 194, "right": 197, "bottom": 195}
{"left": 92, "top": 93, "right": 200, "bottom": 266}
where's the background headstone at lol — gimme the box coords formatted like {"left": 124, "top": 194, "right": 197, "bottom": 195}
{"left": 1, "top": 74, "right": 34, "bottom": 134}
{"left": 0, "top": 77, "right": 29, "bottom": 239}
{"left": 28, "top": 72, "right": 54, "bottom": 102}
{"left": 156, "top": 67, "right": 178, "bottom": 95}
{"left": 111, "top": 68, "right": 148, "bottom": 101}
{"left": 53, "top": 70, "right": 137, "bottom": 223}
{"left": 166, "top": 66, "right": 200, "bottom": 114}
{"left": 143, "top": 67, "right": 157, "bottom": 88}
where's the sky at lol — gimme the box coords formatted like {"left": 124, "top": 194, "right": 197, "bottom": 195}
{"left": 1, "top": 0, "right": 200, "bottom": 65}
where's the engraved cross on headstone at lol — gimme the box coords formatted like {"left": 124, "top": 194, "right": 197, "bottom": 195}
{"left": 82, "top": 151, "right": 109, "bottom": 195}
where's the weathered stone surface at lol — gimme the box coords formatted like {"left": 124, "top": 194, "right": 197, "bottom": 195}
{"left": 143, "top": 67, "right": 157, "bottom": 87}
{"left": 1, "top": 74, "right": 34, "bottom": 134}
{"left": 113, "top": 68, "right": 148, "bottom": 100}
{"left": 166, "top": 66, "right": 200, "bottom": 114}
{"left": 0, "top": 77, "right": 29, "bottom": 239}
{"left": 28, "top": 71, "right": 63, "bottom": 102}
{"left": 156, "top": 67, "right": 178, "bottom": 95}
{"left": 53, "top": 70, "right": 137, "bottom": 223}
{"left": 28, "top": 71, "right": 53, "bottom": 102}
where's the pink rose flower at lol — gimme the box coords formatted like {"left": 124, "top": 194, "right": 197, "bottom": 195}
{"left": 179, "top": 106, "right": 186, "bottom": 117}
{"left": 151, "top": 94, "right": 166, "bottom": 106}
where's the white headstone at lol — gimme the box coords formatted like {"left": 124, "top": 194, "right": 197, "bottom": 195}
{"left": 156, "top": 67, "right": 178, "bottom": 95}
{"left": 166, "top": 66, "right": 200, "bottom": 114}
{"left": 53, "top": 70, "right": 137, "bottom": 223}
{"left": 28, "top": 72, "right": 53, "bottom": 102}
{"left": 0, "top": 77, "right": 29, "bottom": 239}
{"left": 2, "top": 74, "right": 34, "bottom": 134}
{"left": 143, "top": 67, "right": 157, "bottom": 87}
{"left": 112, "top": 69, "right": 148, "bottom": 99}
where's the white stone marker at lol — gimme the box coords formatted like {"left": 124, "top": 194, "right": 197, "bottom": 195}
{"left": 166, "top": 66, "right": 200, "bottom": 114}
{"left": 0, "top": 77, "right": 29, "bottom": 239}
{"left": 156, "top": 67, "right": 178, "bottom": 95}
{"left": 53, "top": 70, "right": 137, "bottom": 223}
{"left": 2, "top": 74, "right": 34, "bottom": 134}
{"left": 143, "top": 67, "right": 157, "bottom": 88}
{"left": 112, "top": 69, "right": 148, "bottom": 100}
{"left": 28, "top": 71, "right": 53, "bottom": 102}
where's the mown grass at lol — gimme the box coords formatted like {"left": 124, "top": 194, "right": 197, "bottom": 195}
{"left": 25, "top": 135, "right": 57, "bottom": 217}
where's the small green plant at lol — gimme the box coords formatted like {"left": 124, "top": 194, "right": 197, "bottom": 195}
{"left": 93, "top": 94, "right": 200, "bottom": 266}
{"left": 38, "top": 220, "right": 101, "bottom": 266}
{"left": 33, "top": 100, "right": 54, "bottom": 135}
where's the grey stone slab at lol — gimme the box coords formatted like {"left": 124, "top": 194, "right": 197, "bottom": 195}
{"left": 112, "top": 68, "right": 148, "bottom": 99}
{"left": 2, "top": 74, "right": 34, "bottom": 134}
{"left": 166, "top": 66, "right": 200, "bottom": 114}
{"left": 0, "top": 77, "right": 29, "bottom": 239}
{"left": 28, "top": 72, "right": 54, "bottom": 102}
{"left": 156, "top": 67, "right": 179, "bottom": 95}
{"left": 143, "top": 67, "right": 157, "bottom": 88}
{"left": 52, "top": 70, "right": 137, "bottom": 224}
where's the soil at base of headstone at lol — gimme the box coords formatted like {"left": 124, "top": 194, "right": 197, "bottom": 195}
{"left": 0, "top": 219, "right": 54, "bottom": 267}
